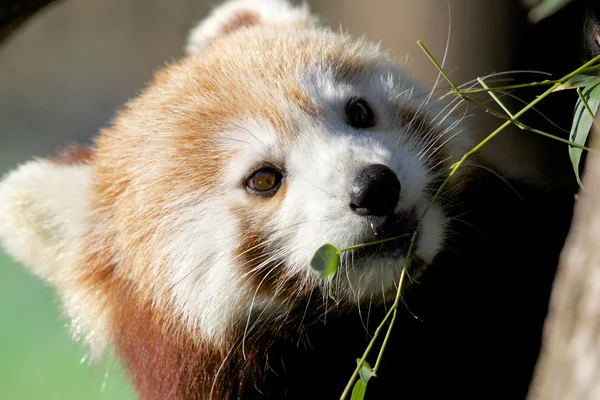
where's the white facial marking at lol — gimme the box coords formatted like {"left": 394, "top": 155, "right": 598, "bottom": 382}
{"left": 160, "top": 121, "right": 289, "bottom": 342}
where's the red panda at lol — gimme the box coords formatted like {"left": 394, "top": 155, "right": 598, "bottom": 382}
{"left": 0, "top": 0, "right": 576, "bottom": 399}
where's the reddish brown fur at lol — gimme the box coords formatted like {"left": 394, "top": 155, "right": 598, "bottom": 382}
{"left": 49, "top": 145, "right": 93, "bottom": 166}
{"left": 81, "top": 258, "right": 248, "bottom": 399}
{"left": 78, "top": 221, "right": 260, "bottom": 399}
{"left": 218, "top": 11, "right": 261, "bottom": 37}
{"left": 113, "top": 277, "right": 227, "bottom": 400}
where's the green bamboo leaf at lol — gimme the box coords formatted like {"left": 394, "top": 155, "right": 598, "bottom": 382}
{"left": 555, "top": 73, "right": 600, "bottom": 91}
{"left": 569, "top": 81, "right": 600, "bottom": 186}
{"left": 357, "top": 359, "right": 374, "bottom": 383}
{"left": 310, "top": 244, "right": 339, "bottom": 280}
{"left": 351, "top": 359, "right": 374, "bottom": 400}
{"left": 351, "top": 379, "right": 367, "bottom": 400}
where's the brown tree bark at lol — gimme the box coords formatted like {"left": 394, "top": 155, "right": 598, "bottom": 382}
{"left": 527, "top": 122, "right": 600, "bottom": 400}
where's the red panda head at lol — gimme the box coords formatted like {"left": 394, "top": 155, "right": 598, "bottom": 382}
{"left": 0, "top": 0, "right": 469, "bottom": 389}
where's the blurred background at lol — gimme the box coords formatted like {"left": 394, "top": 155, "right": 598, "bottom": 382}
{"left": 0, "top": 0, "right": 592, "bottom": 398}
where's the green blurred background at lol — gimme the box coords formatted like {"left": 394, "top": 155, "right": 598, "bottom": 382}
{"left": 0, "top": 0, "right": 540, "bottom": 398}
{"left": 0, "top": 252, "right": 135, "bottom": 399}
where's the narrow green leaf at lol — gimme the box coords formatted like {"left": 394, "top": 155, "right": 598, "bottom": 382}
{"left": 357, "top": 359, "right": 374, "bottom": 383}
{"left": 350, "top": 379, "right": 367, "bottom": 400}
{"left": 351, "top": 359, "right": 374, "bottom": 400}
{"left": 555, "top": 73, "right": 600, "bottom": 91}
{"left": 570, "top": 81, "right": 600, "bottom": 186}
{"left": 310, "top": 244, "right": 339, "bottom": 280}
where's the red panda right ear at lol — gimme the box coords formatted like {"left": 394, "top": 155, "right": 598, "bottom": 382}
{"left": 185, "top": 0, "right": 318, "bottom": 55}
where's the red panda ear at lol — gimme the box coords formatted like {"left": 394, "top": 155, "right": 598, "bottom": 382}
{"left": 0, "top": 155, "right": 90, "bottom": 289}
{"left": 185, "top": 0, "right": 318, "bottom": 55}
{"left": 0, "top": 150, "right": 112, "bottom": 359}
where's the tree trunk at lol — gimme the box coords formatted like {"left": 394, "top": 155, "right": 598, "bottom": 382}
{"left": 527, "top": 121, "right": 600, "bottom": 400}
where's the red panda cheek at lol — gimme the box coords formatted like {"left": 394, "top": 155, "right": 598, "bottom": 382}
{"left": 230, "top": 185, "right": 303, "bottom": 298}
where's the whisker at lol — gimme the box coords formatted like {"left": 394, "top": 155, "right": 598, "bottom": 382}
{"left": 242, "top": 265, "right": 283, "bottom": 359}
{"left": 400, "top": 296, "right": 422, "bottom": 322}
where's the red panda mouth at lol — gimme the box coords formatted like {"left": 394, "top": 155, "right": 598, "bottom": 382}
{"left": 351, "top": 209, "right": 419, "bottom": 260}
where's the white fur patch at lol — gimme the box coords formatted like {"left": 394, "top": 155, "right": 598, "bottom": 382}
{"left": 0, "top": 161, "right": 88, "bottom": 282}
{"left": 161, "top": 197, "right": 255, "bottom": 341}
{"left": 159, "top": 122, "right": 290, "bottom": 342}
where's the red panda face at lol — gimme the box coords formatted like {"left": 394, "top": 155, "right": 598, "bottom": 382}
{"left": 86, "top": 24, "right": 469, "bottom": 343}
{"left": 0, "top": 0, "right": 470, "bottom": 358}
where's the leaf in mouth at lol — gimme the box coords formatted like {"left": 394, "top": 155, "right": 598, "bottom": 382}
{"left": 310, "top": 243, "right": 339, "bottom": 280}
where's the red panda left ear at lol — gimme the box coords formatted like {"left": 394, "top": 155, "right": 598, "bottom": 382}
{"left": 0, "top": 158, "right": 90, "bottom": 285}
{"left": 0, "top": 153, "right": 112, "bottom": 359}
{"left": 185, "top": 0, "right": 318, "bottom": 55}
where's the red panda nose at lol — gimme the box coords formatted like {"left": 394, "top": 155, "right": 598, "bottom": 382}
{"left": 350, "top": 164, "right": 401, "bottom": 216}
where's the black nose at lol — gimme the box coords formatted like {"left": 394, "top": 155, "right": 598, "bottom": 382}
{"left": 350, "top": 164, "right": 401, "bottom": 216}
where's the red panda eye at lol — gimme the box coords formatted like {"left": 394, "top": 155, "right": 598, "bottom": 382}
{"left": 345, "top": 97, "right": 375, "bottom": 129}
{"left": 246, "top": 168, "right": 283, "bottom": 196}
